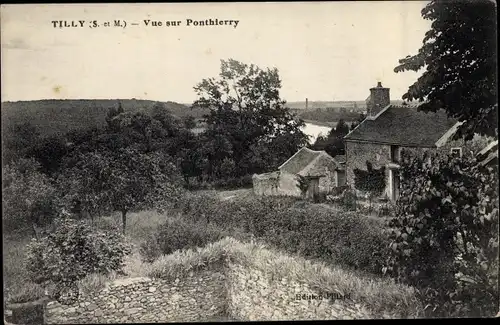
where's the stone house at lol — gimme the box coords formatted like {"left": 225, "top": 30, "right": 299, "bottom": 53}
{"left": 252, "top": 147, "right": 346, "bottom": 199}
{"left": 344, "top": 82, "right": 463, "bottom": 202}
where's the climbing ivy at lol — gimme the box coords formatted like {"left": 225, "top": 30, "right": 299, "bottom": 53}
{"left": 384, "top": 149, "right": 498, "bottom": 317}
{"left": 296, "top": 175, "right": 310, "bottom": 199}
{"left": 353, "top": 161, "right": 386, "bottom": 206}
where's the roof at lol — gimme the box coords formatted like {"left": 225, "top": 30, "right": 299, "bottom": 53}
{"left": 278, "top": 147, "right": 324, "bottom": 174}
{"left": 344, "top": 105, "right": 458, "bottom": 147}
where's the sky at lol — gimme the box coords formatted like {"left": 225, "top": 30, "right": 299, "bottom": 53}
{"left": 1, "top": 2, "right": 431, "bottom": 103}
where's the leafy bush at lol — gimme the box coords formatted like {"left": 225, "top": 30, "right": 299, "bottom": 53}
{"left": 337, "top": 188, "right": 358, "bottom": 211}
{"left": 385, "top": 149, "right": 499, "bottom": 317}
{"left": 2, "top": 158, "right": 57, "bottom": 235}
{"left": 25, "top": 218, "right": 132, "bottom": 303}
{"left": 354, "top": 161, "right": 386, "bottom": 209}
{"left": 139, "top": 217, "right": 228, "bottom": 262}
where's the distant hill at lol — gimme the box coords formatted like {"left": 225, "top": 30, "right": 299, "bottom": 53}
{"left": 1, "top": 99, "right": 209, "bottom": 137}
{"left": 286, "top": 100, "right": 406, "bottom": 110}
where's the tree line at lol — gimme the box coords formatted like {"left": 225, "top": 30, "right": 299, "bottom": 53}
{"left": 2, "top": 59, "right": 310, "bottom": 236}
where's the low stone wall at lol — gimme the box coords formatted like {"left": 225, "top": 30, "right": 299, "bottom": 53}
{"left": 45, "top": 270, "right": 226, "bottom": 324}
{"left": 226, "top": 263, "right": 373, "bottom": 321}
{"left": 41, "top": 237, "right": 418, "bottom": 323}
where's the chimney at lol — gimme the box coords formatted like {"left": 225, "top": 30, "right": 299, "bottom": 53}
{"left": 367, "top": 81, "right": 390, "bottom": 118}
{"left": 306, "top": 98, "right": 309, "bottom": 110}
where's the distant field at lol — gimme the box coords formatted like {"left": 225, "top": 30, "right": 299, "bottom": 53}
{"left": 1, "top": 99, "right": 209, "bottom": 137}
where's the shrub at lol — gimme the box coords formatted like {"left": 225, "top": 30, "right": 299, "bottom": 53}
{"left": 337, "top": 188, "right": 358, "bottom": 211}
{"left": 25, "top": 218, "right": 132, "bottom": 303}
{"left": 178, "top": 191, "right": 221, "bottom": 223}
{"left": 139, "top": 217, "right": 228, "bottom": 262}
{"left": 2, "top": 158, "right": 57, "bottom": 235}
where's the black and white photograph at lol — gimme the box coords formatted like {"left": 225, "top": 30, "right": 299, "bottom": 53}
{"left": 1, "top": 1, "right": 498, "bottom": 323}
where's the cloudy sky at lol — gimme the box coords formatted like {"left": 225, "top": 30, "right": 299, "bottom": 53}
{"left": 1, "top": 2, "right": 430, "bottom": 103}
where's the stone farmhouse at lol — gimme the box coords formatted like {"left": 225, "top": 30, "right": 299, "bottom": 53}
{"left": 252, "top": 147, "right": 346, "bottom": 199}
{"left": 344, "top": 82, "right": 463, "bottom": 202}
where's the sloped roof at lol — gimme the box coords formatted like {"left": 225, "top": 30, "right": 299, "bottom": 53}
{"left": 344, "top": 105, "right": 458, "bottom": 147}
{"left": 279, "top": 147, "right": 324, "bottom": 174}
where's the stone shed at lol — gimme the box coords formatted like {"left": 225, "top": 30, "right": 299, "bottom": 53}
{"left": 253, "top": 147, "right": 346, "bottom": 198}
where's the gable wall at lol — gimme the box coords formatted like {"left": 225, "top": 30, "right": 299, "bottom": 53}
{"left": 278, "top": 171, "right": 302, "bottom": 197}
{"left": 300, "top": 155, "right": 338, "bottom": 194}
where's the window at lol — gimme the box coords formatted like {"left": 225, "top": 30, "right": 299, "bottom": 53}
{"left": 450, "top": 147, "right": 462, "bottom": 158}
{"left": 390, "top": 145, "right": 401, "bottom": 163}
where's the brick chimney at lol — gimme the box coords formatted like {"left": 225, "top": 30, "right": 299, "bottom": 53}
{"left": 367, "top": 81, "right": 390, "bottom": 118}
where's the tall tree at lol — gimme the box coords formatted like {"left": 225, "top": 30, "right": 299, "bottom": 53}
{"left": 193, "top": 58, "right": 308, "bottom": 177}
{"left": 394, "top": 0, "right": 497, "bottom": 140}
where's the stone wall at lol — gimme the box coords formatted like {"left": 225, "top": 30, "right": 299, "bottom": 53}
{"left": 45, "top": 270, "right": 226, "bottom": 324}
{"left": 226, "top": 263, "right": 373, "bottom": 321}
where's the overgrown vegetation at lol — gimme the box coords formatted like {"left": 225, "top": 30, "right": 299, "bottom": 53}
{"left": 2, "top": 158, "right": 57, "bottom": 237}
{"left": 354, "top": 161, "right": 387, "bottom": 209}
{"left": 162, "top": 194, "right": 388, "bottom": 275}
{"left": 139, "top": 217, "right": 229, "bottom": 263}
{"left": 385, "top": 149, "right": 499, "bottom": 317}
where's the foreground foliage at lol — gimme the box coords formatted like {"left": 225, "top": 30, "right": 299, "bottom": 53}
{"left": 385, "top": 149, "right": 499, "bottom": 317}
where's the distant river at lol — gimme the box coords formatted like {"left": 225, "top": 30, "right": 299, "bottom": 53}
{"left": 301, "top": 122, "right": 333, "bottom": 144}
{"left": 191, "top": 122, "right": 333, "bottom": 144}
